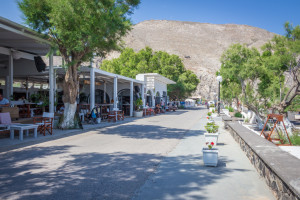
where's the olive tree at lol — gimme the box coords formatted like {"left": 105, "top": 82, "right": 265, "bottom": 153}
{"left": 18, "top": 0, "right": 140, "bottom": 128}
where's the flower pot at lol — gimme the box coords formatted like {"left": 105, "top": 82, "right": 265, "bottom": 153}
{"left": 211, "top": 113, "right": 218, "bottom": 118}
{"left": 207, "top": 119, "right": 214, "bottom": 123}
{"left": 133, "top": 111, "right": 143, "bottom": 118}
{"left": 204, "top": 132, "right": 219, "bottom": 145}
{"left": 202, "top": 148, "right": 219, "bottom": 167}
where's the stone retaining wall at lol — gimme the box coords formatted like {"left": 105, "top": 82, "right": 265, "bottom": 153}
{"left": 225, "top": 122, "right": 300, "bottom": 200}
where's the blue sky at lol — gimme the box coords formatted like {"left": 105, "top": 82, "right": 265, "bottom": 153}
{"left": 1, "top": 0, "right": 300, "bottom": 35}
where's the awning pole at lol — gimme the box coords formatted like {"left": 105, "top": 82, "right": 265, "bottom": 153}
{"left": 8, "top": 51, "right": 13, "bottom": 99}
{"left": 130, "top": 81, "right": 133, "bottom": 117}
{"left": 90, "top": 67, "right": 95, "bottom": 111}
{"left": 113, "top": 76, "right": 118, "bottom": 110}
{"left": 141, "top": 84, "right": 145, "bottom": 107}
{"left": 49, "top": 53, "right": 54, "bottom": 113}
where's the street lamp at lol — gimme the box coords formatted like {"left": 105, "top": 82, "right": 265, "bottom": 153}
{"left": 216, "top": 75, "right": 222, "bottom": 114}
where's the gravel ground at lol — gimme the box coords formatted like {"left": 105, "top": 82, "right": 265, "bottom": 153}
{"left": 0, "top": 108, "right": 203, "bottom": 200}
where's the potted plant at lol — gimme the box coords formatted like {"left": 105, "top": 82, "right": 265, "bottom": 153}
{"left": 228, "top": 106, "right": 234, "bottom": 116}
{"left": 204, "top": 122, "right": 219, "bottom": 145}
{"left": 202, "top": 142, "right": 218, "bottom": 167}
{"left": 211, "top": 108, "right": 218, "bottom": 117}
{"left": 133, "top": 98, "right": 143, "bottom": 117}
{"left": 206, "top": 112, "right": 214, "bottom": 123}
{"left": 209, "top": 104, "right": 215, "bottom": 112}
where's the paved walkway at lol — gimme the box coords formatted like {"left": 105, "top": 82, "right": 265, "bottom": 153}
{"left": 133, "top": 115, "right": 275, "bottom": 200}
{"left": 0, "top": 108, "right": 274, "bottom": 199}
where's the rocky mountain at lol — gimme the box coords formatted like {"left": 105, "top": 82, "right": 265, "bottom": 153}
{"left": 105, "top": 20, "right": 276, "bottom": 99}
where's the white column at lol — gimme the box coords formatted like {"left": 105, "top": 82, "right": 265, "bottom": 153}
{"left": 103, "top": 81, "right": 107, "bottom": 103}
{"left": 8, "top": 51, "right": 13, "bottom": 99}
{"left": 90, "top": 67, "right": 95, "bottom": 111}
{"left": 130, "top": 81, "right": 133, "bottom": 117}
{"left": 113, "top": 76, "right": 118, "bottom": 110}
{"left": 141, "top": 84, "right": 145, "bottom": 107}
{"left": 54, "top": 69, "right": 57, "bottom": 111}
{"left": 49, "top": 53, "right": 54, "bottom": 113}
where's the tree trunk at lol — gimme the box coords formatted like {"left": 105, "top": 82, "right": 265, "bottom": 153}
{"left": 61, "top": 64, "right": 79, "bottom": 129}
{"left": 61, "top": 102, "right": 77, "bottom": 128}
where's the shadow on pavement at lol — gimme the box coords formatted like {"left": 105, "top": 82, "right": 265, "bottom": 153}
{"left": 0, "top": 144, "right": 249, "bottom": 200}
{"left": 96, "top": 124, "right": 201, "bottom": 140}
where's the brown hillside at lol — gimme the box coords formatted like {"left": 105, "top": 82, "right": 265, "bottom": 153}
{"left": 105, "top": 20, "right": 276, "bottom": 99}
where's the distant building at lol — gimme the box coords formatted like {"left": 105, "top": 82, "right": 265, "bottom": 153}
{"left": 136, "top": 73, "right": 175, "bottom": 107}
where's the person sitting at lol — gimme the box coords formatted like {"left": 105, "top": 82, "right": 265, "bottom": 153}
{"left": 0, "top": 94, "right": 10, "bottom": 107}
{"left": 155, "top": 104, "right": 161, "bottom": 114}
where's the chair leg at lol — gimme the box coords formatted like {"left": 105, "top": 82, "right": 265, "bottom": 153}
{"left": 43, "top": 126, "right": 46, "bottom": 136}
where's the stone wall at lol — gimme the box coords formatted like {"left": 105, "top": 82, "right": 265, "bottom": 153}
{"left": 226, "top": 123, "right": 300, "bottom": 200}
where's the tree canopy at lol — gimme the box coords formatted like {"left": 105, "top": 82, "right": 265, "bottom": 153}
{"left": 101, "top": 47, "right": 199, "bottom": 100}
{"left": 220, "top": 22, "right": 300, "bottom": 117}
{"left": 18, "top": 0, "right": 140, "bottom": 128}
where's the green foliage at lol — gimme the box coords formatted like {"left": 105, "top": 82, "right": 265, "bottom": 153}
{"left": 285, "top": 96, "right": 300, "bottom": 112}
{"left": 101, "top": 47, "right": 199, "bottom": 100}
{"left": 207, "top": 112, "right": 212, "bottom": 116}
{"left": 234, "top": 112, "right": 243, "bottom": 118}
{"left": 278, "top": 130, "right": 300, "bottom": 146}
{"left": 228, "top": 107, "right": 234, "bottom": 112}
{"left": 178, "top": 105, "right": 185, "bottom": 109}
{"left": 290, "top": 132, "right": 300, "bottom": 146}
{"left": 205, "top": 123, "right": 219, "bottom": 133}
{"left": 220, "top": 22, "right": 300, "bottom": 115}
{"left": 134, "top": 98, "right": 143, "bottom": 111}
{"left": 18, "top": 0, "right": 140, "bottom": 63}
{"left": 206, "top": 122, "right": 215, "bottom": 126}
{"left": 209, "top": 104, "right": 215, "bottom": 108}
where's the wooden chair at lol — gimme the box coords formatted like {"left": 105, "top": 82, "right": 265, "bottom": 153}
{"left": 107, "top": 111, "right": 117, "bottom": 122}
{"left": 118, "top": 111, "right": 124, "bottom": 120}
{"left": 33, "top": 112, "right": 54, "bottom": 136}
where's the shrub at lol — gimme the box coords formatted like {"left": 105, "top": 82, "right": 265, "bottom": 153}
{"left": 211, "top": 109, "right": 215, "bottom": 113}
{"left": 179, "top": 105, "right": 185, "bottom": 109}
{"left": 207, "top": 112, "right": 212, "bottom": 116}
{"left": 225, "top": 106, "right": 229, "bottom": 109}
{"left": 228, "top": 107, "right": 234, "bottom": 112}
{"left": 234, "top": 112, "right": 243, "bottom": 118}
{"left": 205, "top": 124, "right": 219, "bottom": 133}
{"left": 244, "top": 118, "right": 249, "bottom": 123}
{"left": 206, "top": 122, "right": 215, "bottom": 126}
{"left": 210, "top": 104, "right": 215, "bottom": 108}
{"left": 290, "top": 131, "right": 300, "bottom": 146}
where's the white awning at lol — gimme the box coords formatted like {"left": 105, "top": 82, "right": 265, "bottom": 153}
{"left": 136, "top": 73, "right": 176, "bottom": 84}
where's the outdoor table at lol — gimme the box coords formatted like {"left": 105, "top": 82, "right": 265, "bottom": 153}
{"left": 10, "top": 124, "right": 39, "bottom": 141}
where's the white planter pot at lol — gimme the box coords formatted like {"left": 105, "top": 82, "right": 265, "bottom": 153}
{"left": 202, "top": 148, "right": 219, "bottom": 167}
{"left": 204, "top": 132, "right": 219, "bottom": 145}
{"left": 209, "top": 107, "right": 215, "bottom": 112}
{"left": 211, "top": 113, "right": 218, "bottom": 118}
{"left": 133, "top": 111, "right": 143, "bottom": 118}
